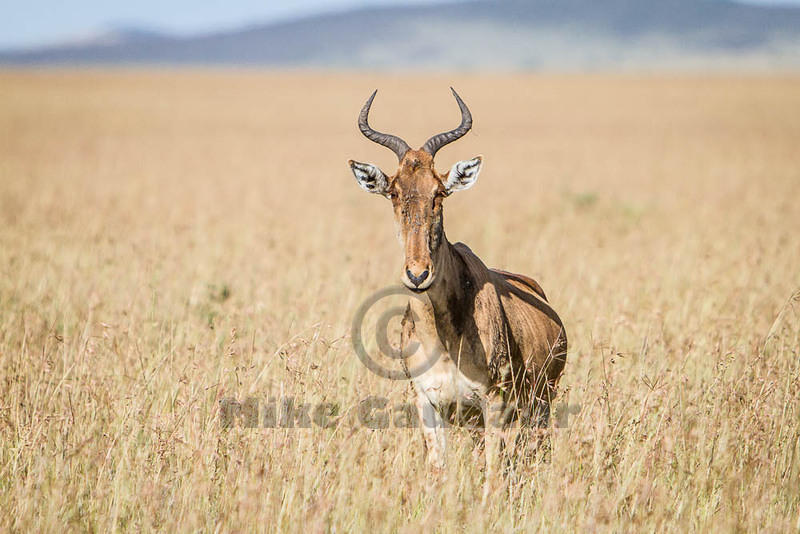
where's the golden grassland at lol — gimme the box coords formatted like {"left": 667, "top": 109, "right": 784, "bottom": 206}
{"left": 0, "top": 71, "right": 799, "bottom": 532}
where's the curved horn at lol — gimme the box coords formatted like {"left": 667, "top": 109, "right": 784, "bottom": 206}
{"left": 358, "top": 90, "right": 411, "bottom": 161}
{"left": 421, "top": 87, "right": 473, "bottom": 157}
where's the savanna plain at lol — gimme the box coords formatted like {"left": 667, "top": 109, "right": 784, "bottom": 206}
{"left": 0, "top": 71, "right": 799, "bottom": 532}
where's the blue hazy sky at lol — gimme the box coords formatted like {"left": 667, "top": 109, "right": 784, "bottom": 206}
{"left": 1, "top": 0, "right": 798, "bottom": 49}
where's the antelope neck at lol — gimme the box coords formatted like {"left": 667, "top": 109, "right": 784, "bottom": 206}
{"left": 412, "top": 239, "right": 475, "bottom": 340}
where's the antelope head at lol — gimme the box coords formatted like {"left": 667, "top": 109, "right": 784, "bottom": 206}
{"left": 349, "top": 88, "right": 483, "bottom": 292}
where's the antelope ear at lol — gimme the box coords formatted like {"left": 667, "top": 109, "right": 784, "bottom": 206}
{"left": 349, "top": 160, "right": 390, "bottom": 196}
{"left": 443, "top": 156, "right": 482, "bottom": 195}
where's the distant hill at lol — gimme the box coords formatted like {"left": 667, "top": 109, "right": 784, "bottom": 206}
{"left": 2, "top": 0, "right": 799, "bottom": 69}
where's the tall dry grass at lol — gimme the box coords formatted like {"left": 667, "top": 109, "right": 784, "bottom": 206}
{"left": 0, "top": 71, "right": 798, "bottom": 531}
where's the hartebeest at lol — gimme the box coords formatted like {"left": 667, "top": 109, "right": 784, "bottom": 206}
{"left": 349, "top": 89, "right": 567, "bottom": 477}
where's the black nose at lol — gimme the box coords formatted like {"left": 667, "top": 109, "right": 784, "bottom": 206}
{"left": 406, "top": 269, "right": 429, "bottom": 287}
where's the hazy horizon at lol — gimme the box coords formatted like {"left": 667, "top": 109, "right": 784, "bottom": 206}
{"left": 3, "top": 0, "right": 800, "bottom": 50}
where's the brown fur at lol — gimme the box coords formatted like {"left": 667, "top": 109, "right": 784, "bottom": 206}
{"left": 357, "top": 149, "right": 567, "bottom": 474}
{"left": 349, "top": 86, "right": 570, "bottom": 482}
